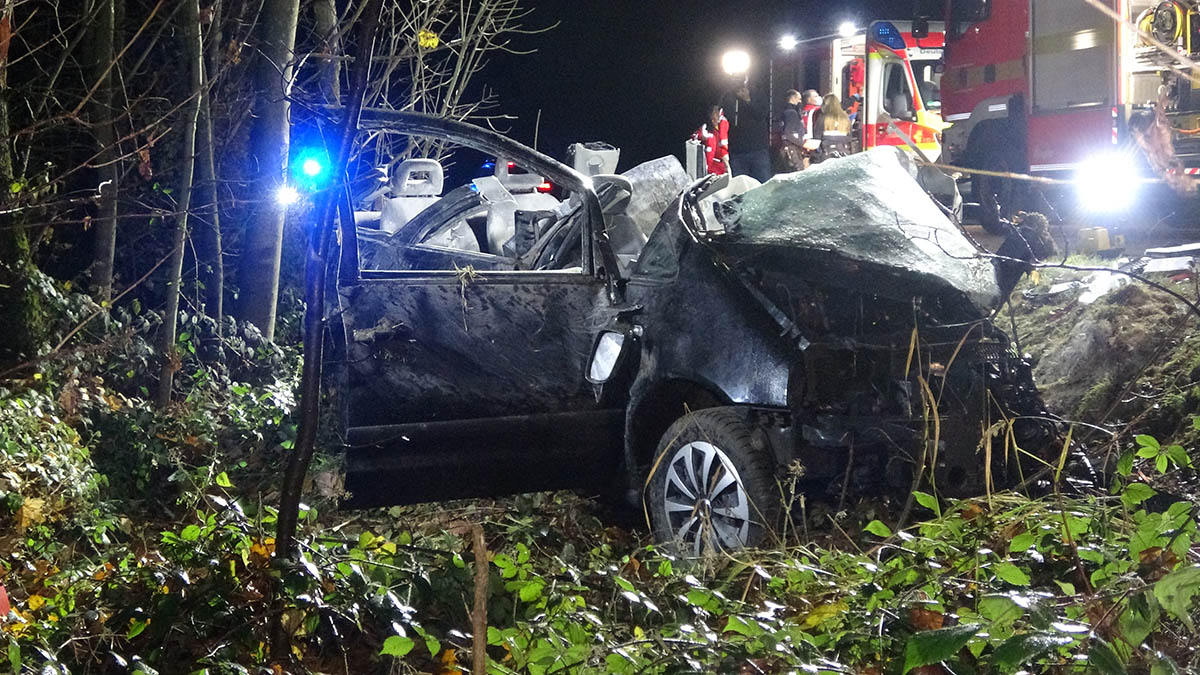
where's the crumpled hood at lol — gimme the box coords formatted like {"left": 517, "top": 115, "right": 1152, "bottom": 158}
{"left": 709, "top": 147, "right": 1001, "bottom": 315}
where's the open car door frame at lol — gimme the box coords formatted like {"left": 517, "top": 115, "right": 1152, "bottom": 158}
{"left": 334, "top": 110, "right": 628, "bottom": 507}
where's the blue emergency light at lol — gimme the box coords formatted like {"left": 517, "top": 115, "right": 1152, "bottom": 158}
{"left": 291, "top": 147, "right": 331, "bottom": 190}
{"left": 870, "top": 22, "right": 907, "bottom": 51}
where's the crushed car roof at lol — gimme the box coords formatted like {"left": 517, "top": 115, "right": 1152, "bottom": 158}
{"left": 713, "top": 148, "right": 1002, "bottom": 313}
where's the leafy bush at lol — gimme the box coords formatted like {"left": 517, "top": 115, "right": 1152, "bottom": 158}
{"left": 0, "top": 388, "right": 104, "bottom": 533}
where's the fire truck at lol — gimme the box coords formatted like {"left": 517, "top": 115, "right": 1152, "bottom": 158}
{"left": 772, "top": 20, "right": 948, "bottom": 160}
{"left": 935, "top": 0, "right": 1199, "bottom": 232}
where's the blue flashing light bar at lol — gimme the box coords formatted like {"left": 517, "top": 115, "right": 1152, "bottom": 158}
{"left": 870, "top": 21, "right": 907, "bottom": 51}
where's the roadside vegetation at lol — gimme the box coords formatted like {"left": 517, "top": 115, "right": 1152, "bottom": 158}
{"left": 2, "top": 262, "right": 1198, "bottom": 674}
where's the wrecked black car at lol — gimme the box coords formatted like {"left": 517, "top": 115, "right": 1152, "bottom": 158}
{"left": 334, "top": 111, "right": 1058, "bottom": 553}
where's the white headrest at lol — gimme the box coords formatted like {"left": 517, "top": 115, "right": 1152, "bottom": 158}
{"left": 392, "top": 159, "right": 444, "bottom": 197}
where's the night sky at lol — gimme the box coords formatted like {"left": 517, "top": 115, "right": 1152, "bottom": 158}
{"left": 486, "top": 1, "right": 918, "bottom": 169}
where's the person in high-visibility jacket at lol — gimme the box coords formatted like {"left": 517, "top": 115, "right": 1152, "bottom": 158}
{"left": 693, "top": 105, "right": 730, "bottom": 175}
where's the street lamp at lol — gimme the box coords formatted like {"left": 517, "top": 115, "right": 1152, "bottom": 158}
{"left": 778, "top": 34, "right": 798, "bottom": 51}
{"left": 838, "top": 21, "right": 858, "bottom": 38}
{"left": 722, "top": 49, "right": 751, "bottom": 78}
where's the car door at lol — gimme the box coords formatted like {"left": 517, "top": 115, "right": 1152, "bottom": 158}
{"left": 337, "top": 114, "right": 626, "bottom": 506}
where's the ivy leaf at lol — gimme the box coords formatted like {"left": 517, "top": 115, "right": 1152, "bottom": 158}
{"left": 1088, "top": 637, "right": 1127, "bottom": 675}
{"left": 1009, "top": 531, "right": 1035, "bottom": 552}
{"left": 912, "top": 491, "right": 941, "bottom": 517}
{"left": 1153, "top": 565, "right": 1200, "bottom": 631}
{"left": 864, "top": 520, "right": 893, "bottom": 537}
{"left": 215, "top": 471, "right": 233, "bottom": 488}
{"left": 1135, "top": 434, "right": 1161, "bottom": 451}
{"left": 1156, "top": 454, "right": 1169, "bottom": 474}
{"left": 992, "top": 632, "right": 1071, "bottom": 672}
{"left": 412, "top": 624, "right": 440, "bottom": 657}
{"left": 1165, "top": 444, "right": 1191, "bottom": 468}
{"left": 127, "top": 619, "right": 149, "bottom": 639}
{"left": 978, "top": 595, "right": 1024, "bottom": 625}
{"left": 519, "top": 581, "right": 544, "bottom": 602}
{"left": 902, "top": 622, "right": 979, "bottom": 673}
{"left": 380, "top": 635, "right": 414, "bottom": 657}
{"left": 8, "top": 640, "right": 20, "bottom": 675}
{"left": 1121, "top": 483, "right": 1156, "bottom": 509}
{"left": 1118, "top": 592, "right": 1159, "bottom": 649}
{"left": 724, "top": 615, "right": 764, "bottom": 637}
{"left": 1151, "top": 655, "right": 1184, "bottom": 675}
{"left": 802, "top": 600, "right": 848, "bottom": 628}
{"left": 992, "top": 562, "right": 1031, "bottom": 586}
{"left": 1116, "top": 452, "right": 1134, "bottom": 477}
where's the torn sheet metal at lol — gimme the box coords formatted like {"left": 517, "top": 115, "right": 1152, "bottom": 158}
{"left": 1141, "top": 256, "right": 1195, "bottom": 275}
{"left": 618, "top": 156, "right": 690, "bottom": 238}
{"left": 1144, "top": 242, "right": 1200, "bottom": 258}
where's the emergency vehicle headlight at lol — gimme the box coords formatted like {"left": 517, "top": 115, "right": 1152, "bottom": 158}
{"left": 1076, "top": 153, "right": 1140, "bottom": 213}
{"left": 870, "top": 22, "right": 907, "bottom": 51}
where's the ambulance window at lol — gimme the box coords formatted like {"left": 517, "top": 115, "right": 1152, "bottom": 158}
{"left": 882, "top": 62, "right": 914, "bottom": 118}
{"left": 912, "top": 60, "right": 942, "bottom": 110}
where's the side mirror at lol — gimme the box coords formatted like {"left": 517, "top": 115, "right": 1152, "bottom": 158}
{"left": 587, "top": 330, "right": 630, "bottom": 384}
{"left": 912, "top": 17, "right": 930, "bottom": 39}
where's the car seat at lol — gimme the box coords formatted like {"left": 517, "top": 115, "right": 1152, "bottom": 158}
{"left": 472, "top": 175, "right": 520, "bottom": 255}
{"left": 379, "top": 158, "right": 444, "bottom": 235}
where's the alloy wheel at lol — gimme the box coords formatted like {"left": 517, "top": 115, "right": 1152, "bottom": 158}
{"left": 661, "top": 441, "right": 754, "bottom": 554}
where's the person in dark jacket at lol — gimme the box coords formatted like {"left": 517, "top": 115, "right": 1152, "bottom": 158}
{"left": 779, "top": 90, "right": 806, "bottom": 171}
{"left": 723, "top": 84, "right": 771, "bottom": 182}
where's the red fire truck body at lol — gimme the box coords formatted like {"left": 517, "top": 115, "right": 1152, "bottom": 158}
{"left": 938, "top": 0, "right": 1199, "bottom": 226}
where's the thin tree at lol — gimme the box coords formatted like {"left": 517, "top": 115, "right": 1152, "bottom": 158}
{"left": 195, "top": 0, "right": 224, "bottom": 329}
{"left": 270, "top": 0, "right": 383, "bottom": 661}
{"left": 88, "top": 0, "right": 120, "bottom": 303}
{"left": 155, "top": 0, "right": 204, "bottom": 408}
{"left": 237, "top": 0, "right": 300, "bottom": 341}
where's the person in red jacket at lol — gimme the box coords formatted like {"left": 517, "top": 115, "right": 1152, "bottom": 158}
{"left": 693, "top": 105, "right": 730, "bottom": 175}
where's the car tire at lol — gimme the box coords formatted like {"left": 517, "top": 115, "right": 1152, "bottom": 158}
{"left": 647, "top": 408, "right": 780, "bottom": 554}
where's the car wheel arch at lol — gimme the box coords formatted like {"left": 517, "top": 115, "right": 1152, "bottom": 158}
{"left": 623, "top": 376, "right": 731, "bottom": 483}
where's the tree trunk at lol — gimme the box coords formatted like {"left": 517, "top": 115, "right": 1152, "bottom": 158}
{"left": 237, "top": 0, "right": 300, "bottom": 341}
{"left": 313, "top": 0, "right": 340, "bottom": 103}
{"left": 88, "top": 0, "right": 119, "bottom": 303}
{"left": 196, "top": 0, "right": 223, "bottom": 329}
{"left": 0, "top": 0, "right": 45, "bottom": 365}
{"left": 270, "top": 0, "right": 383, "bottom": 661}
{"left": 155, "top": 0, "right": 203, "bottom": 408}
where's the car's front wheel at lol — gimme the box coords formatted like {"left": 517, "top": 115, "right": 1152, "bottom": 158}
{"left": 647, "top": 408, "right": 780, "bottom": 554}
